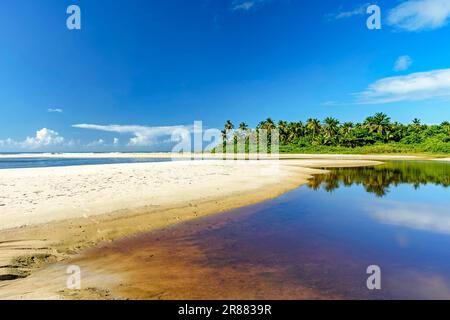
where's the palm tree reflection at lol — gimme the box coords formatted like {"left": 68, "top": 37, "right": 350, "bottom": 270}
{"left": 307, "top": 161, "right": 450, "bottom": 197}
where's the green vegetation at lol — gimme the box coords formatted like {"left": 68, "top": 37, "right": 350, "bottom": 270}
{"left": 216, "top": 113, "right": 450, "bottom": 155}
{"left": 308, "top": 161, "right": 450, "bottom": 197}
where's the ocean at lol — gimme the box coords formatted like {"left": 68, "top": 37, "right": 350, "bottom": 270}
{"left": 0, "top": 155, "right": 172, "bottom": 169}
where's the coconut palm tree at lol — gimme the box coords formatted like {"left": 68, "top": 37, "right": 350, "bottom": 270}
{"left": 441, "top": 121, "right": 450, "bottom": 135}
{"left": 224, "top": 120, "right": 234, "bottom": 132}
{"left": 220, "top": 120, "right": 235, "bottom": 152}
{"left": 363, "top": 113, "right": 391, "bottom": 141}
{"left": 277, "top": 120, "right": 289, "bottom": 144}
{"left": 257, "top": 118, "right": 276, "bottom": 131}
{"left": 340, "top": 122, "right": 354, "bottom": 134}
{"left": 288, "top": 121, "right": 305, "bottom": 143}
{"left": 408, "top": 118, "right": 423, "bottom": 136}
{"left": 322, "top": 117, "right": 340, "bottom": 145}
{"left": 339, "top": 122, "right": 355, "bottom": 147}
{"left": 238, "top": 122, "right": 248, "bottom": 131}
{"left": 222, "top": 120, "right": 234, "bottom": 140}
{"left": 306, "top": 118, "right": 321, "bottom": 141}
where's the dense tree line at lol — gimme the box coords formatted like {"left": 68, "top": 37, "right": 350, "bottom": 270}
{"left": 220, "top": 113, "right": 450, "bottom": 153}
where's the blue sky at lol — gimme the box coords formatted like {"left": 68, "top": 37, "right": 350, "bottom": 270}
{"left": 1, "top": 0, "right": 450, "bottom": 151}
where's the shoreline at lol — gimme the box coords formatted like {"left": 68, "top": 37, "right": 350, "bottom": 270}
{"left": 0, "top": 158, "right": 385, "bottom": 299}
{"left": 0, "top": 152, "right": 442, "bottom": 160}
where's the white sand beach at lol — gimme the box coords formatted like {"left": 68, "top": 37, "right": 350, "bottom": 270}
{"left": 0, "top": 158, "right": 385, "bottom": 230}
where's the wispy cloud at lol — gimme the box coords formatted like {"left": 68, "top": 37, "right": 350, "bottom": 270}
{"left": 356, "top": 68, "right": 450, "bottom": 104}
{"left": 387, "top": 0, "right": 450, "bottom": 31}
{"left": 72, "top": 124, "right": 192, "bottom": 147}
{"left": 47, "top": 108, "right": 63, "bottom": 113}
{"left": 231, "top": 0, "right": 269, "bottom": 11}
{"left": 394, "top": 55, "right": 413, "bottom": 71}
{"left": 326, "top": 3, "right": 371, "bottom": 20}
{"left": 232, "top": 1, "right": 255, "bottom": 11}
{"left": 321, "top": 100, "right": 346, "bottom": 107}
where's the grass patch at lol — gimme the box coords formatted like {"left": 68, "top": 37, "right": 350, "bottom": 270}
{"left": 279, "top": 142, "right": 450, "bottom": 156}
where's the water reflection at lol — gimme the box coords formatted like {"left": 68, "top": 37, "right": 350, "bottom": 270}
{"left": 307, "top": 161, "right": 450, "bottom": 197}
{"left": 368, "top": 201, "right": 450, "bottom": 235}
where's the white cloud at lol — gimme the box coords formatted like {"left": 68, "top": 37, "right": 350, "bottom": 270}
{"left": 231, "top": 0, "right": 269, "bottom": 11}
{"left": 233, "top": 1, "right": 254, "bottom": 11}
{"left": 387, "top": 0, "right": 450, "bottom": 31}
{"left": 23, "top": 128, "right": 65, "bottom": 148}
{"left": 72, "top": 124, "right": 192, "bottom": 147}
{"left": 113, "top": 138, "right": 119, "bottom": 145}
{"left": 0, "top": 138, "right": 15, "bottom": 147}
{"left": 327, "top": 3, "right": 371, "bottom": 20}
{"left": 87, "top": 139, "right": 105, "bottom": 147}
{"left": 48, "top": 108, "right": 63, "bottom": 113}
{"left": 394, "top": 55, "right": 413, "bottom": 71}
{"left": 356, "top": 68, "right": 450, "bottom": 104}
{"left": 0, "top": 128, "right": 66, "bottom": 149}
